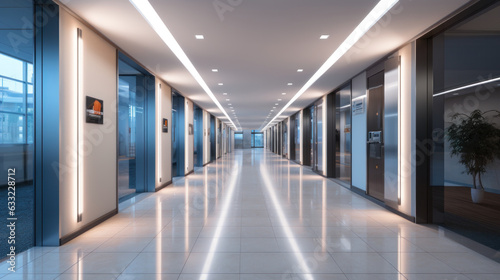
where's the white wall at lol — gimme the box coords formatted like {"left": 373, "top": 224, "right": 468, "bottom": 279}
{"left": 59, "top": 9, "right": 117, "bottom": 237}
{"left": 155, "top": 78, "right": 172, "bottom": 187}
{"left": 351, "top": 72, "right": 368, "bottom": 191}
{"left": 185, "top": 99, "right": 194, "bottom": 173}
{"left": 230, "top": 129, "right": 234, "bottom": 153}
{"left": 203, "top": 110, "right": 211, "bottom": 164}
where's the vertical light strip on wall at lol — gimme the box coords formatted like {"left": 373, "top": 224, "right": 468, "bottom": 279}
{"left": 261, "top": 0, "right": 399, "bottom": 132}
{"left": 77, "top": 28, "right": 83, "bottom": 222}
{"left": 157, "top": 83, "right": 162, "bottom": 184}
{"left": 397, "top": 60, "right": 401, "bottom": 205}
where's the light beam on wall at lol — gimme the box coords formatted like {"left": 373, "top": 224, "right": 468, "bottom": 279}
{"left": 157, "top": 83, "right": 162, "bottom": 185}
{"left": 261, "top": 0, "right": 399, "bottom": 132}
{"left": 77, "top": 28, "right": 84, "bottom": 223}
{"left": 129, "top": 0, "right": 239, "bottom": 131}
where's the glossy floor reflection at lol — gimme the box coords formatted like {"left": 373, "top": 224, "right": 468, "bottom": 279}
{"left": 2, "top": 149, "right": 500, "bottom": 280}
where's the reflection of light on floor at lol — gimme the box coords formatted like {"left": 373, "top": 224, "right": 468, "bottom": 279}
{"left": 156, "top": 196, "right": 162, "bottom": 278}
{"left": 322, "top": 179, "right": 327, "bottom": 251}
{"left": 185, "top": 178, "right": 190, "bottom": 250}
{"left": 260, "top": 159, "right": 313, "bottom": 280}
{"left": 299, "top": 168, "right": 303, "bottom": 221}
{"left": 199, "top": 163, "right": 240, "bottom": 280}
{"left": 204, "top": 170, "right": 208, "bottom": 220}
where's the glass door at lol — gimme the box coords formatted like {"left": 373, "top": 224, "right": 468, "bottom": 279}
{"left": 335, "top": 85, "right": 352, "bottom": 183}
{"left": 118, "top": 59, "right": 148, "bottom": 200}
{"left": 312, "top": 100, "right": 323, "bottom": 174}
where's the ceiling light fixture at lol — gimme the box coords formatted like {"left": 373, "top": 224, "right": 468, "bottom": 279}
{"left": 297, "top": 69, "right": 303, "bottom": 72}
{"left": 223, "top": 93, "right": 227, "bottom": 95}
{"left": 128, "top": 0, "right": 239, "bottom": 130}
{"left": 282, "top": 93, "right": 287, "bottom": 95}
{"left": 218, "top": 83, "right": 223, "bottom": 86}
{"left": 278, "top": 99, "right": 282, "bottom": 101}
{"left": 275, "top": 103, "right": 279, "bottom": 105}
{"left": 320, "top": 35, "right": 330, "bottom": 40}
{"left": 212, "top": 69, "right": 218, "bottom": 72}
{"left": 287, "top": 83, "right": 293, "bottom": 86}
{"left": 226, "top": 99, "right": 230, "bottom": 101}
{"left": 261, "top": 0, "right": 399, "bottom": 132}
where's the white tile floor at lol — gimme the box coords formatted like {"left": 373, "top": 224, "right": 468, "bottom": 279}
{"left": 2, "top": 149, "right": 500, "bottom": 279}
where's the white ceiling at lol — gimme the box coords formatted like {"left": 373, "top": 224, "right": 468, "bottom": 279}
{"left": 59, "top": 0, "right": 471, "bottom": 130}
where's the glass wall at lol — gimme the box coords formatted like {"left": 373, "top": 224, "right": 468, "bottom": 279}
{"left": 172, "top": 92, "right": 185, "bottom": 177}
{"left": 335, "top": 84, "right": 352, "bottom": 183}
{"left": 234, "top": 132, "right": 243, "bottom": 149}
{"left": 0, "top": 1, "right": 35, "bottom": 256}
{"left": 282, "top": 120, "right": 288, "bottom": 157}
{"left": 294, "top": 113, "right": 300, "bottom": 163}
{"left": 193, "top": 104, "right": 203, "bottom": 167}
{"left": 430, "top": 2, "right": 500, "bottom": 250}
{"left": 312, "top": 101, "right": 323, "bottom": 174}
{"left": 251, "top": 130, "right": 263, "bottom": 148}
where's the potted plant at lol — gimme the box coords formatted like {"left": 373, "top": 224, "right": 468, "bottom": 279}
{"left": 447, "top": 109, "right": 500, "bottom": 203}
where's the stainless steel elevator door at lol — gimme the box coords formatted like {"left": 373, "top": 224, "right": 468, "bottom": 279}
{"left": 367, "top": 85, "right": 385, "bottom": 201}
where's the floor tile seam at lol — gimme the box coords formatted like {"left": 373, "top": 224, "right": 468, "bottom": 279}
{"left": 377, "top": 250, "right": 460, "bottom": 274}
{"left": 400, "top": 272, "right": 472, "bottom": 280}
{"left": 57, "top": 251, "right": 98, "bottom": 276}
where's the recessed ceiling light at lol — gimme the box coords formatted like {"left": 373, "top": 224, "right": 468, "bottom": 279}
{"left": 195, "top": 35, "right": 204, "bottom": 39}
{"left": 297, "top": 69, "right": 303, "bottom": 72}
{"left": 320, "top": 35, "right": 330, "bottom": 40}
{"left": 218, "top": 83, "right": 223, "bottom": 86}
{"left": 278, "top": 99, "right": 282, "bottom": 101}
{"left": 271, "top": 110, "right": 274, "bottom": 112}
{"left": 228, "top": 103, "right": 232, "bottom": 105}
{"left": 223, "top": 92, "right": 228, "bottom": 95}
{"left": 287, "top": 83, "right": 293, "bottom": 86}
{"left": 212, "top": 69, "right": 218, "bottom": 72}
{"left": 282, "top": 93, "right": 287, "bottom": 95}
{"left": 231, "top": 110, "right": 234, "bottom": 111}
{"left": 273, "top": 107, "right": 276, "bottom": 109}
{"left": 275, "top": 103, "right": 279, "bottom": 105}
{"left": 230, "top": 107, "right": 233, "bottom": 109}
{"left": 226, "top": 99, "right": 230, "bottom": 101}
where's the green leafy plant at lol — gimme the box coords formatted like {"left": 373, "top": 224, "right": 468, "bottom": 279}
{"left": 447, "top": 109, "right": 500, "bottom": 190}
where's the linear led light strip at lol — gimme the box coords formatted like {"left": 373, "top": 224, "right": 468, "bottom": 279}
{"left": 157, "top": 83, "right": 162, "bottom": 184}
{"left": 77, "top": 28, "right": 83, "bottom": 223}
{"left": 129, "top": 0, "right": 238, "bottom": 130}
{"left": 433, "top": 76, "right": 500, "bottom": 97}
{"left": 261, "top": 0, "right": 399, "bottom": 132}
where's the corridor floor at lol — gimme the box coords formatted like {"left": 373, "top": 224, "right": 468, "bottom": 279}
{"left": 2, "top": 149, "right": 500, "bottom": 280}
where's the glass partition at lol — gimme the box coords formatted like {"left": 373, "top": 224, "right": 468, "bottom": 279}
{"left": 0, "top": 1, "right": 35, "bottom": 256}
{"left": 335, "top": 84, "right": 352, "bottom": 183}
{"left": 430, "top": 2, "right": 500, "bottom": 250}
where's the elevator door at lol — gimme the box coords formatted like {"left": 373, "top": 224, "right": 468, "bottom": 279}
{"left": 367, "top": 85, "right": 384, "bottom": 201}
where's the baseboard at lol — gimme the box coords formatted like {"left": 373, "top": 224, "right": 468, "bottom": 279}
{"left": 185, "top": 169, "right": 194, "bottom": 176}
{"left": 60, "top": 208, "right": 118, "bottom": 245}
{"left": 350, "top": 185, "right": 416, "bottom": 223}
{"left": 155, "top": 180, "right": 172, "bottom": 191}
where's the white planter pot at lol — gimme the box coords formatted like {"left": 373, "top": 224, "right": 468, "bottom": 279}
{"left": 471, "top": 188, "right": 485, "bottom": 204}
